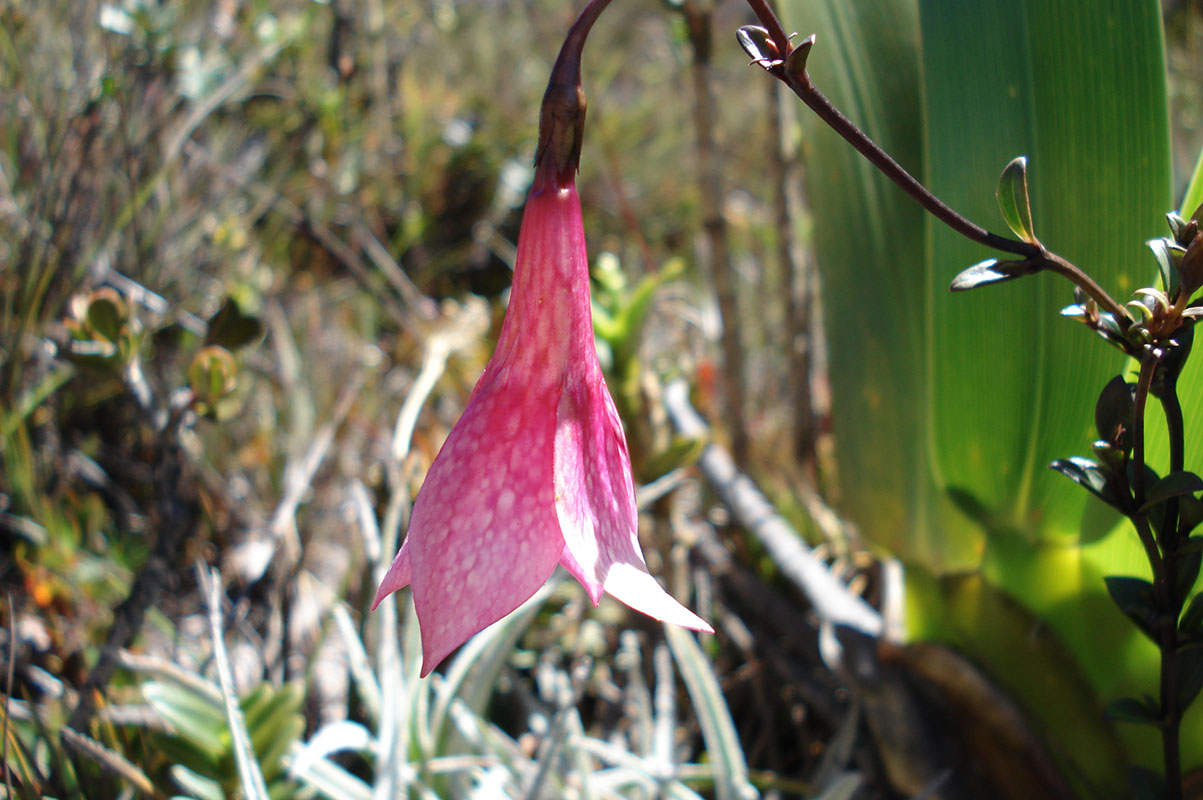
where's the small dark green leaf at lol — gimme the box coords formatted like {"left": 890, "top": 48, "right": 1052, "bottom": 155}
{"left": 1180, "top": 496, "right": 1203, "bottom": 535}
{"left": 206, "top": 297, "right": 263, "bottom": 351}
{"left": 783, "top": 34, "right": 816, "bottom": 75}
{"left": 1176, "top": 548, "right": 1202, "bottom": 602}
{"left": 1167, "top": 212, "right": 1187, "bottom": 243}
{"left": 1049, "top": 457, "right": 1120, "bottom": 509}
{"left": 996, "top": 156, "right": 1038, "bottom": 244}
{"left": 1138, "top": 471, "right": 1203, "bottom": 514}
{"left": 1146, "top": 237, "right": 1179, "bottom": 294}
{"left": 949, "top": 258, "right": 1032, "bottom": 291}
{"left": 736, "top": 26, "right": 779, "bottom": 65}
{"left": 1104, "top": 576, "right": 1160, "bottom": 643}
{"left": 1103, "top": 695, "right": 1160, "bottom": 725}
{"left": 86, "top": 291, "right": 125, "bottom": 343}
{"left": 1094, "top": 376, "right": 1134, "bottom": 454}
{"left": 1178, "top": 645, "right": 1203, "bottom": 710}
{"left": 1182, "top": 592, "right": 1203, "bottom": 638}
{"left": 1128, "top": 766, "right": 1166, "bottom": 800}
{"left": 1059, "top": 302, "right": 1090, "bottom": 322}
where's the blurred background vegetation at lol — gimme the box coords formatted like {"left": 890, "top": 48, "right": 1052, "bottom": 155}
{"left": 3, "top": 0, "right": 1203, "bottom": 798}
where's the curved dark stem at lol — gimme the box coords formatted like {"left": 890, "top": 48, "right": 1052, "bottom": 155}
{"left": 786, "top": 72, "right": 1023, "bottom": 256}
{"left": 534, "top": 0, "right": 614, "bottom": 187}
{"left": 739, "top": 0, "right": 1131, "bottom": 327}
{"left": 743, "top": 0, "right": 791, "bottom": 62}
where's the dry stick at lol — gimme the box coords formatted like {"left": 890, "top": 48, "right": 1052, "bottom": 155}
{"left": 681, "top": 0, "right": 750, "bottom": 466}
{"left": 58, "top": 726, "right": 157, "bottom": 797}
{"left": 664, "top": 380, "right": 882, "bottom": 636}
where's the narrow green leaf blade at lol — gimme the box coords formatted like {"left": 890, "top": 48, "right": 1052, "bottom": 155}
{"left": 996, "top": 156, "right": 1038, "bottom": 244}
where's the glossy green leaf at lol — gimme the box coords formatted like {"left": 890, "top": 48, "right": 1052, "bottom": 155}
{"left": 1138, "top": 471, "right": 1203, "bottom": 514}
{"left": 948, "top": 258, "right": 1032, "bottom": 291}
{"left": 1103, "top": 576, "right": 1159, "bottom": 643}
{"left": 1179, "top": 645, "right": 1203, "bottom": 710}
{"left": 1182, "top": 592, "right": 1203, "bottom": 637}
{"left": 996, "top": 156, "right": 1038, "bottom": 244}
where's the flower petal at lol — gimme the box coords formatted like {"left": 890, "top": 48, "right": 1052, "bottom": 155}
{"left": 406, "top": 369, "right": 567, "bottom": 675}
{"left": 554, "top": 369, "right": 712, "bottom": 633}
{"left": 370, "top": 538, "right": 413, "bottom": 610}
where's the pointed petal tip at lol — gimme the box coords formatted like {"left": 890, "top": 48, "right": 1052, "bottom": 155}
{"left": 602, "top": 562, "right": 712, "bottom": 634}
{"left": 371, "top": 543, "right": 414, "bottom": 611}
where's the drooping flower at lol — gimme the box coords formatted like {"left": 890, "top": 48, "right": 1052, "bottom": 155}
{"left": 372, "top": 0, "right": 711, "bottom": 676}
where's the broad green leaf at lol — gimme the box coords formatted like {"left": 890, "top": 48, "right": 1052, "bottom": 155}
{"left": 783, "top": 0, "right": 955, "bottom": 566}
{"left": 1180, "top": 141, "right": 1203, "bottom": 219}
{"left": 782, "top": 0, "right": 1196, "bottom": 783}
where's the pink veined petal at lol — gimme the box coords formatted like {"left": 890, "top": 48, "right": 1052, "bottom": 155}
{"left": 371, "top": 538, "right": 413, "bottom": 610}
{"left": 554, "top": 366, "right": 713, "bottom": 634}
{"left": 405, "top": 366, "right": 567, "bottom": 676}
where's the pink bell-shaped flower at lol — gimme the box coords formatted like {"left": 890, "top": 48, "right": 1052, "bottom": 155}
{"left": 372, "top": 1, "right": 711, "bottom": 676}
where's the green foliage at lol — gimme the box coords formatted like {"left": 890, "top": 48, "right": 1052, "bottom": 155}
{"left": 783, "top": 0, "right": 1192, "bottom": 788}
{"left": 140, "top": 679, "right": 305, "bottom": 799}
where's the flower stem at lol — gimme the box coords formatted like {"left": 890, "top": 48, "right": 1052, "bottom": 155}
{"left": 535, "top": 0, "right": 614, "bottom": 187}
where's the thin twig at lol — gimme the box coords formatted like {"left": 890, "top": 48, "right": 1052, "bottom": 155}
{"left": 58, "top": 726, "right": 158, "bottom": 798}
{"left": 739, "top": 1, "right": 1131, "bottom": 326}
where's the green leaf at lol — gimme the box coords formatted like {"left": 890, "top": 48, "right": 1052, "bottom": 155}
{"left": 785, "top": 0, "right": 1181, "bottom": 779}
{"left": 996, "top": 156, "right": 1037, "bottom": 244}
{"left": 1176, "top": 547, "right": 1202, "bottom": 603}
{"left": 1182, "top": 592, "right": 1203, "bottom": 638}
{"left": 206, "top": 297, "right": 263, "bottom": 351}
{"left": 143, "top": 681, "right": 227, "bottom": 761}
{"left": 86, "top": 292, "right": 125, "bottom": 343}
{"left": 666, "top": 627, "right": 758, "bottom": 800}
{"left": 1103, "top": 576, "right": 1159, "bottom": 644}
{"left": 1180, "top": 140, "right": 1203, "bottom": 219}
{"left": 948, "top": 258, "right": 1032, "bottom": 291}
{"left": 1128, "top": 766, "right": 1166, "bottom": 800}
{"left": 1103, "top": 695, "right": 1160, "bottom": 726}
{"left": 1137, "top": 471, "right": 1203, "bottom": 514}
{"left": 1147, "top": 238, "right": 1180, "bottom": 295}
{"left": 1178, "top": 645, "right": 1203, "bottom": 710}
{"left": 1094, "top": 376, "right": 1134, "bottom": 453}
{"left": 170, "top": 765, "right": 225, "bottom": 800}
{"left": 1048, "top": 457, "right": 1119, "bottom": 510}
